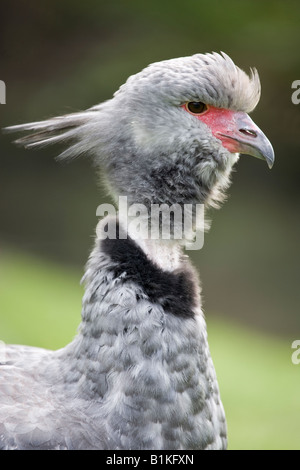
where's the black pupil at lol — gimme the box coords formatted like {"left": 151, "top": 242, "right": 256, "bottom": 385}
{"left": 188, "top": 102, "right": 207, "bottom": 114}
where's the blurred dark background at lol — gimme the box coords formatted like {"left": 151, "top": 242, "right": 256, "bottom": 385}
{"left": 1, "top": 0, "right": 299, "bottom": 336}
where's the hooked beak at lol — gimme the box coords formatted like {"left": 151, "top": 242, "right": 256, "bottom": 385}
{"left": 183, "top": 104, "right": 275, "bottom": 169}
{"left": 216, "top": 111, "right": 275, "bottom": 169}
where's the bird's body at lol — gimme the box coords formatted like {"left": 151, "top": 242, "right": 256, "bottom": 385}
{"left": 0, "top": 233, "right": 226, "bottom": 449}
{"left": 0, "top": 52, "right": 274, "bottom": 450}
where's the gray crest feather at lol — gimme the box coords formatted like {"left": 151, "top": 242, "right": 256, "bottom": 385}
{"left": 4, "top": 52, "right": 261, "bottom": 164}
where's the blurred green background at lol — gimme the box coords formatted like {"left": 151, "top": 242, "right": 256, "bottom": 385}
{"left": 1, "top": 0, "right": 300, "bottom": 450}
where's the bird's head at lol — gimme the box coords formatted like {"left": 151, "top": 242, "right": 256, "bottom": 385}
{"left": 116, "top": 52, "right": 273, "bottom": 161}
{"left": 5, "top": 52, "right": 274, "bottom": 213}
{"left": 97, "top": 52, "right": 274, "bottom": 210}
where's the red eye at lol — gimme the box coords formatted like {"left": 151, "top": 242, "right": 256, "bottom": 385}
{"left": 186, "top": 102, "right": 208, "bottom": 114}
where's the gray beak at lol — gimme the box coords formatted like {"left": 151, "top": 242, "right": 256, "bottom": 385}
{"left": 217, "top": 112, "right": 275, "bottom": 169}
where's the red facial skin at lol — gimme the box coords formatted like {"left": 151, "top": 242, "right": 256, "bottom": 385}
{"left": 181, "top": 103, "right": 275, "bottom": 168}
{"left": 182, "top": 104, "right": 257, "bottom": 153}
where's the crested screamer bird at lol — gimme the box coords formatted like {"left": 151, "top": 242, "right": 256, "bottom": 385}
{"left": 0, "top": 52, "right": 274, "bottom": 450}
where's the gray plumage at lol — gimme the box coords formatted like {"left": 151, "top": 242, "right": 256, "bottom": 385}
{"left": 1, "top": 52, "right": 274, "bottom": 450}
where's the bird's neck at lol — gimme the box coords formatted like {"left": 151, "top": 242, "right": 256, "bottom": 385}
{"left": 133, "top": 237, "right": 182, "bottom": 271}
{"left": 104, "top": 146, "right": 239, "bottom": 219}
{"left": 81, "top": 216, "right": 202, "bottom": 327}
{"left": 57, "top": 219, "right": 225, "bottom": 448}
